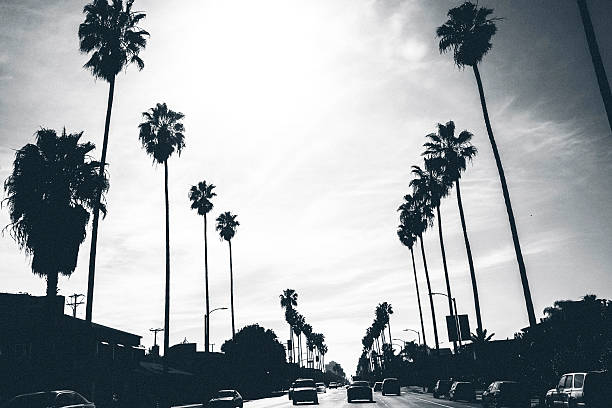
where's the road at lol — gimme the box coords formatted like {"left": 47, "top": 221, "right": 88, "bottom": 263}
{"left": 244, "top": 388, "right": 482, "bottom": 408}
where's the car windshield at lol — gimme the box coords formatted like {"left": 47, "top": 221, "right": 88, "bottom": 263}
{"left": 316, "top": 383, "right": 325, "bottom": 386}
{"left": 353, "top": 381, "right": 369, "bottom": 387}
{"left": 296, "top": 380, "right": 315, "bottom": 388}
{"left": 456, "top": 383, "right": 472, "bottom": 390}
{"left": 385, "top": 379, "right": 398, "bottom": 383}
{"left": 499, "top": 382, "right": 519, "bottom": 393}
{"left": 217, "top": 391, "right": 235, "bottom": 398}
{"left": 7, "top": 393, "right": 52, "bottom": 408}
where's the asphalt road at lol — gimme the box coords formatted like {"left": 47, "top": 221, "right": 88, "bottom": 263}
{"left": 244, "top": 388, "right": 482, "bottom": 408}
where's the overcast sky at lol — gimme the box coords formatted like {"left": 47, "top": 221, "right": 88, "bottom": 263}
{"left": 1, "top": 0, "right": 612, "bottom": 375}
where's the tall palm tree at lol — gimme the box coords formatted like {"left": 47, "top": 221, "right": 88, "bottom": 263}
{"left": 437, "top": 2, "right": 537, "bottom": 326}
{"left": 383, "top": 302, "right": 394, "bottom": 343}
{"left": 279, "top": 288, "right": 298, "bottom": 363}
{"left": 294, "top": 313, "right": 306, "bottom": 367}
{"left": 411, "top": 165, "right": 456, "bottom": 351}
{"left": 576, "top": 0, "right": 612, "bottom": 133}
{"left": 4, "top": 128, "right": 108, "bottom": 299}
{"left": 424, "top": 121, "right": 482, "bottom": 332}
{"left": 397, "top": 222, "right": 427, "bottom": 347}
{"left": 78, "top": 0, "right": 149, "bottom": 323}
{"left": 189, "top": 180, "right": 216, "bottom": 352}
{"left": 215, "top": 211, "right": 239, "bottom": 338}
{"left": 138, "top": 102, "right": 185, "bottom": 363}
{"left": 302, "top": 322, "right": 313, "bottom": 366}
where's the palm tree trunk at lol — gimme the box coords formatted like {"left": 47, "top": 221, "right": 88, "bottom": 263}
{"left": 419, "top": 234, "right": 439, "bottom": 352}
{"left": 388, "top": 320, "right": 392, "bottom": 346}
{"left": 163, "top": 160, "right": 171, "bottom": 367}
{"left": 229, "top": 240, "right": 235, "bottom": 339}
{"left": 85, "top": 76, "right": 115, "bottom": 323}
{"left": 472, "top": 64, "right": 537, "bottom": 327}
{"left": 410, "top": 247, "right": 427, "bottom": 347}
{"left": 204, "top": 213, "right": 210, "bottom": 352}
{"left": 577, "top": 0, "right": 612, "bottom": 133}
{"left": 455, "top": 179, "right": 483, "bottom": 332}
{"left": 47, "top": 271, "right": 59, "bottom": 298}
{"left": 436, "top": 206, "right": 457, "bottom": 353}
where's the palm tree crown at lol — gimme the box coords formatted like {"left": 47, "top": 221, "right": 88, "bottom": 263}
{"left": 78, "top": 0, "right": 149, "bottom": 82}
{"left": 436, "top": 1, "right": 499, "bottom": 68}
{"left": 216, "top": 212, "right": 239, "bottom": 241}
{"left": 138, "top": 103, "right": 185, "bottom": 163}
{"left": 423, "top": 121, "right": 477, "bottom": 181}
{"left": 410, "top": 165, "right": 451, "bottom": 209}
{"left": 189, "top": 181, "right": 216, "bottom": 216}
{"left": 280, "top": 288, "right": 298, "bottom": 310}
{"left": 3, "top": 129, "right": 108, "bottom": 293}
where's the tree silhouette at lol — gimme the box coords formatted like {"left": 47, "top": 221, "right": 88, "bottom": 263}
{"left": 138, "top": 102, "right": 185, "bottom": 364}
{"left": 279, "top": 289, "right": 298, "bottom": 363}
{"left": 78, "top": 0, "right": 149, "bottom": 323}
{"left": 437, "top": 1, "right": 537, "bottom": 327}
{"left": 423, "top": 121, "right": 482, "bottom": 332}
{"left": 189, "top": 180, "right": 216, "bottom": 352}
{"left": 293, "top": 313, "right": 306, "bottom": 367}
{"left": 216, "top": 211, "right": 239, "bottom": 339}
{"left": 3, "top": 129, "right": 108, "bottom": 298}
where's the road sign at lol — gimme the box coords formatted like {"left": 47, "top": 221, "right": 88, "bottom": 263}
{"left": 446, "top": 314, "right": 471, "bottom": 341}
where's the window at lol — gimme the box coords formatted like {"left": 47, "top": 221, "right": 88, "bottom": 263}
{"left": 56, "top": 393, "right": 74, "bottom": 407}
{"left": 573, "top": 374, "right": 584, "bottom": 388}
{"left": 558, "top": 376, "right": 566, "bottom": 389}
{"left": 564, "top": 375, "right": 573, "bottom": 389}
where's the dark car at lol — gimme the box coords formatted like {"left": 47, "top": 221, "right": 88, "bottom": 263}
{"left": 292, "top": 379, "right": 318, "bottom": 405}
{"left": 373, "top": 382, "right": 383, "bottom": 392}
{"left": 328, "top": 383, "right": 338, "bottom": 389}
{"left": 482, "top": 381, "right": 527, "bottom": 408}
{"left": 208, "top": 390, "right": 243, "bottom": 408}
{"left": 316, "top": 383, "right": 326, "bottom": 394}
{"left": 347, "top": 381, "right": 373, "bottom": 403}
{"left": 545, "top": 371, "right": 612, "bottom": 408}
{"left": 449, "top": 382, "right": 475, "bottom": 402}
{"left": 382, "top": 378, "right": 400, "bottom": 396}
{"left": 2, "top": 391, "right": 94, "bottom": 408}
{"left": 433, "top": 380, "right": 452, "bottom": 398}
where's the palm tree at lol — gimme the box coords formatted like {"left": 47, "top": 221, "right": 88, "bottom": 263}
{"left": 424, "top": 121, "right": 482, "bottom": 332}
{"left": 3, "top": 128, "right": 108, "bottom": 299}
{"left": 189, "top": 180, "right": 216, "bottom": 352}
{"left": 279, "top": 289, "right": 298, "bottom": 362}
{"left": 138, "top": 102, "right": 185, "bottom": 363}
{"left": 437, "top": 1, "right": 537, "bottom": 326}
{"left": 397, "top": 222, "right": 427, "bottom": 347}
{"left": 383, "top": 302, "right": 394, "bottom": 343}
{"left": 78, "top": 0, "right": 149, "bottom": 323}
{"left": 302, "top": 322, "right": 313, "bottom": 366}
{"left": 576, "top": 0, "right": 612, "bottom": 133}
{"left": 411, "top": 165, "right": 456, "bottom": 351}
{"left": 215, "top": 211, "right": 239, "bottom": 338}
{"left": 294, "top": 313, "right": 306, "bottom": 367}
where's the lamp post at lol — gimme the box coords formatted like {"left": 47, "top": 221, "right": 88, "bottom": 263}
{"left": 204, "top": 307, "right": 228, "bottom": 352}
{"left": 402, "top": 328, "right": 421, "bottom": 345}
{"left": 431, "top": 292, "right": 462, "bottom": 348}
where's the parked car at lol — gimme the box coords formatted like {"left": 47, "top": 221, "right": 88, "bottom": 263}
{"left": 433, "top": 379, "right": 453, "bottom": 398}
{"left": 382, "top": 378, "right": 400, "bottom": 396}
{"left": 208, "top": 390, "right": 243, "bottom": 408}
{"left": 292, "top": 379, "right": 318, "bottom": 405}
{"left": 2, "top": 391, "right": 94, "bottom": 408}
{"left": 482, "top": 381, "right": 527, "bottom": 408}
{"left": 373, "top": 382, "right": 383, "bottom": 392}
{"left": 347, "top": 381, "right": 373, "bottom": 403}
{"left": 449, "top": 382, "right": 475, "bottom": 402}
{"left": 316, "top": 383, "right": 326, "bottom": 393}
{"left": 545, "top": 371, "right": 612, "bottom": 408}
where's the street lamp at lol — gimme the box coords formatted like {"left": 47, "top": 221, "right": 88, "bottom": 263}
{"left": 431, "top": 292, "right": 462, "bottom": 348}
{"left": 204, "top": 307, "right": 228, "bottom": 352}
{"left": 402, "top": 328, "right": 421, "bottom": 345}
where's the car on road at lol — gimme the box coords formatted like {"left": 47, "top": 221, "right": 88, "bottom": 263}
{"left": 373, "top": 382, "right": 383, "bottom": 392}
{"left": 347, "top": 381, "right": 373, "bottom": 403}
{"left": 328, "top": 382, "right": 338, "bottom": 389}
{"left": 316, "top": 383, "right": 326, "bottom": 393}
{"left": 545, "top": 371, "right": 612, "bottom": 408}
{"left": 449, "top": 381, "right": 476, "bottom": 402}
{"left": 433, "top": 379, "right": 453, "bottom": 398}
{"left": 292, "top": 379, "right": 318, "bottom": 405}
{"left": 382, "top": 378, "right": 400, "bottom": 396}
{"left": 2, "top": 390, "right": 95, "bottom": 408}
{"left": 482, "top": 381, "right": 527, "bottom": 408}
{"left": 208, "top": 390, "right": 243, "bottom": 408}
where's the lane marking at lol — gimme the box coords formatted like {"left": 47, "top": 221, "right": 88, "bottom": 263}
{"left": 409, "top": 395, "right": 480, "bottom": 408}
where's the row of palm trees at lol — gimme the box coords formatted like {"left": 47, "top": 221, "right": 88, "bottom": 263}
{"left": 359, "top": 302, "right": 394, "bottom": 372}
{"left": 279, "top": 289, "right": 328, "bottom": 371}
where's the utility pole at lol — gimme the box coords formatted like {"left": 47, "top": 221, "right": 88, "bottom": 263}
{"left": 66, "top": 293, "right": 84, "bottom": 318}
{"left": 150, "top": 328, "right": 164, "bottom": 347}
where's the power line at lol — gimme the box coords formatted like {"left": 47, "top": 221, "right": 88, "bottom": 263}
{"left": 66, "top": 293, "right": 84, "bottom": 318}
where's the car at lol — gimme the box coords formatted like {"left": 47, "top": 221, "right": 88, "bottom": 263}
{"left": 328, "top": 382, "right": 338, "bottom": 389}
{"left": 2, "top": 391, "right": 95, "bottom": 408}
{"left": 316, "top": 383, "right": 326, "bottom": 393}
{"left": 545, "top": 371, "right": 612, "bottom": 408}
{"left": 347, "top": 381, "right": 373, "bottom": 403}
{"left": 382, "top": 378, "right": 400, "bottom": 396}
{"left": 449, "top": 382, "right": 475, "bottom": 402}
{"left": 373, "top": 382, "right": 383, "bottom": 392}
{"left": 433, "top": 379, "right": 452, "bottom": 398}
{"left": 292, "top": 379, "right": 318, "bottom": 405}
{"left": 208, "top": 390, "right": 243, "bottom": 408}
{"left": 482, "top": 381, "right": 527, "bottom": 408}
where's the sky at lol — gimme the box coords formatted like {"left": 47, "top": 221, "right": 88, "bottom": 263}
{"left": 1, "top": 0, "right": 612, "bottom": 376}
